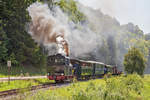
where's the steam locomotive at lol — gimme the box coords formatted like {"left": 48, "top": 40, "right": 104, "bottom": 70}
{"left": 47, "top": 54, "right": 121, "bottom": 82}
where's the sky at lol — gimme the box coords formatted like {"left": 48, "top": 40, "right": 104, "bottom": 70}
{"left": 77, "top": 0, "right": 150, "bottom": 34}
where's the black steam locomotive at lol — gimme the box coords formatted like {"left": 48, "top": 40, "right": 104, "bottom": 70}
{"left": 47, "top": 54, "right": 121, "bottom": 82}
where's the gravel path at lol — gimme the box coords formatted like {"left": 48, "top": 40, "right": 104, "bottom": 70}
{"left": 0, "top": 76, "right": 47, "bottom": 81}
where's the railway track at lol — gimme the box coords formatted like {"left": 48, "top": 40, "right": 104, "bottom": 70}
{"left": 0, "top": 83, "right": 63, "bottom": 98}
{"left": 0, "top": 76, "right": 110, "bottom": 98}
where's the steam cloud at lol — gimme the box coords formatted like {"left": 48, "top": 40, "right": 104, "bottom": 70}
{"left": 27, "top": 2, "right": 101, "bottom": 58}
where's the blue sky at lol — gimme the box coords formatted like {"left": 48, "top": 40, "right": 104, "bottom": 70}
{"left": 78, "top": 0, "right": 150, "bottom": 33}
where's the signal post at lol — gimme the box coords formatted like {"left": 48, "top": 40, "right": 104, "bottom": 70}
{"left": 7, "top": 61, "right": 11, "bottom": 84}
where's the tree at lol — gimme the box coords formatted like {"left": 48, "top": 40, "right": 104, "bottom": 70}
{"left": 56, "top": 0, "right": 85, "bottom": 23}
{"left": 124, "top": 47, "right": 146, "bottom": 75}
{"left": 129, "top": 39, "right": 149, "bottom": 58}
{"left": 0, "top": 20, "right": 8, "bottom": 63}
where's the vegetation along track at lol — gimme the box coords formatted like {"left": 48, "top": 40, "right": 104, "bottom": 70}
{"left": 0, "top": 82, "right": 68, "bottom": 98}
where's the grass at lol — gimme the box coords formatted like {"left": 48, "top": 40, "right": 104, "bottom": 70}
{"left": 142, "top": 75, "right": 150, "bottom": 99}
{"left": 0, "top": 78, "right": 53, "bottom": 91}
{"left": 23, "top": 74, "right": 150, "bottom": 100}
{"left": 0, "top": 66, "right": 46, "bottom": 78}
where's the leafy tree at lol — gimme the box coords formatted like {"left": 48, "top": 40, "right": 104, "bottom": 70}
{"left": 0, "top": 20, "right": 8, "bottom": 63}
{"left": 129, "top": 39, "right": 149, "bottom": 58}
{"left": 7, "top": 53, "right": 18, "bottom": 65}
{"left": 56, "top": 0, "right": 85, "bottom": 23}
{"left": 124, "top": 47, "right": 146, "bottom": 75}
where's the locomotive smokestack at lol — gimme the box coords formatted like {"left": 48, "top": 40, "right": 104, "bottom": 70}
{"left": 64, "top": 41, "right": 69, "bottom": 57}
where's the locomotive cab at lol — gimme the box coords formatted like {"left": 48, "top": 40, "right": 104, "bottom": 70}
{"left": 47, "top": 54, "right": 73, "bottom": 82}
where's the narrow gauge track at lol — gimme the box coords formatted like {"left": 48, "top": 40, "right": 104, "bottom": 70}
{"left": 0, "top": 78, "right": 98, "bottom": 98}
{"left": 0, "top": 83, "right": 67, "bottom": 98}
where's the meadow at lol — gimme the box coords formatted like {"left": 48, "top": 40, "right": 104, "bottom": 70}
{"left": 22, "top": 74, "right": 150, "bottom": 100}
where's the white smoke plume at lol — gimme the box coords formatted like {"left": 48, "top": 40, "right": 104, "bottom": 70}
{"left": 27, "top": 2, "right": 101, "bottom": 58}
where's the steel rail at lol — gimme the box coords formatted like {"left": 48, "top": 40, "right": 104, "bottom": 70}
{"left": 0, "top": 83, "right": 57, "bottom": 97}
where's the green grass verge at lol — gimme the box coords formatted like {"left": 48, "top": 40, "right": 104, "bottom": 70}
{"left": 24, "top": 74, "right": 150, "bottom": 100}
{"left": 0, "top": 78, "right": 53, "bottom": 91}
{"left": 0, "top": 66, "right": 46, "bottom": 78}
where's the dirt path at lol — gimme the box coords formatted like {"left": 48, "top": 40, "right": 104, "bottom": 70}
{"left": 0, "top": 76, "right": 47, "bottom": 81}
